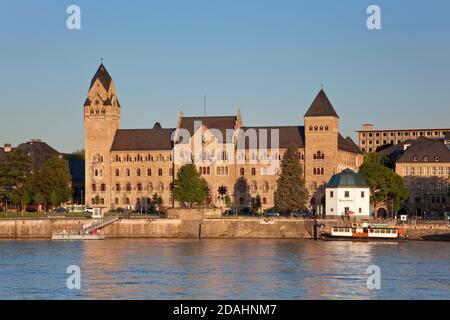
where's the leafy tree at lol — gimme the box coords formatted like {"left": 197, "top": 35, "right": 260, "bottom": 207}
{"left": 49, "top": 191, "right": 59, "bottom": 208}
{"left": 35, "top": 156, "right": 72, "bottom": 206}
{"left": 252, "top": 195, "right": 262, "bottom": 216}
{"left": 274, "top": 144, "right": 309, "bottom": 214}
{"left": 359, "top": 161, "right": 409, "bottom": 216}
{"left": 172, "top": 164, "right": 209, "bottom": 208}
{"left": 0, "top": 149, "right": 32, "bottom": 205}
{"left": 94, "top": 194, "right": 101, "bottom": 205}
{"left": 224, "top": 194, "right": 232, "bottom": 209}
{"left": 20, "top": 191, "right": 32, "bottom": 213}
{"left": 152, "top": 193, "right": 163, "bottom": 212}
{"left": 34, "top": 193, "right": 46, "bottom": 212}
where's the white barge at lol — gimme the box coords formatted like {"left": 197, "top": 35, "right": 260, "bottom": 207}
{"left": 321, "top": 222, "right": 408, "bottom": 241}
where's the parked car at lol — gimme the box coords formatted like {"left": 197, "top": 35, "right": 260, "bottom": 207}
{"left": 291, "top": 212, "right": 308, "bottom": 219}
{"left": 54, "top": 207, "right": 67, "bottom": 213}
{"left": 25, "top": 207, "right": 37, "bottom": 213}
{"left": 424, "top": 212, "right": 443, "bottom": 220}
{"left": 264, "top": 212, "right": 280, "bottom": 217}
{"left": 85, "top": 207, "right": 94, "bottom": 214}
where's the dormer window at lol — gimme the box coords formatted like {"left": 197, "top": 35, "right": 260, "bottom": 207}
{"left": 435, "top": 156, "right": 440, "bottom": 162}
{"left": 423, "top": 156, "right": 428, "bottom": 162}
{"left": 413, "top": 156, "right": 418, "bottom": 162}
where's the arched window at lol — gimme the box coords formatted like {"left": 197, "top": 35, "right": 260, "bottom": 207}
{"left": 136, "top": 169, "right": 141, "bottom": 176}
{"left": 147, "top": 183, "right": 153, "bottom": 192}
{"left": 137, "top": 183, "right": 143, "bottom": 192}
{"left": 100, "top": 184, "right": 106, "bottom": 192}
{"left": 325, "top": 125, "right": 329, "bottom": 131}
{"left": 114, "top": 198, "right": 119, "bottom": 205}
{"left": 313, "top": 168, "right": 317, "bottom": 175}
{"left": 321, "top": 168, "right": 324, "bottom": 175}
{"left": 115, "top": 184, "right": 121, "bottom": 192}
{"left": 320, "top": 125, "right": 323, "bottom": 131}
{"left": 126, "top": 183, "right": 132, "bottom": 192}
{"left": 262, "top": 197, "right": 267, "bottom": 205}
{"left": 126, "top": 169, "right": 130, "bottom": 176}
{"left": 101, "top": 198, "right": 105, "bottom": 204}
{"left": 158, "top": 184, "right": 164, "bottom": 191}
{"left": 309, "top": 126, "right": 313, "bottom": 131}
{"left": 94, "top": 169, "right": 99, "bottom": 177}
{"left": 251, "top": 168, "right": 256, "bottom": 176}
{"left": 92, "top": 184, "right": 97, "bottom": 192}
{"left": 158, "top": 168, "right": 163, "bottom": 176}
{"left": 314, "top": 126, "right": 318, "bottom": 131}
{"left": 115, "top": 169, "right": 120, "bottom": 176}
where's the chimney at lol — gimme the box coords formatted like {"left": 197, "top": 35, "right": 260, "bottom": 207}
{"left": 3, "top": 144, "right": 11, "bottom": 153}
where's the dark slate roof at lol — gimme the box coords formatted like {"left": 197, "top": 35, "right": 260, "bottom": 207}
{"left": 397, "top": 137, "right": 450, "bottom": 163}
{"left": 179, "top": 116, "right": 237, "bottom": 137}
{"left": 327, "top": 169, "right": 369, "bottom": 188}
{"left": 237, "top": 126, "right": 305, "bottom": 149}
{"left": 111, "top": 128, "right": 175, "bottom": 151}
{"left": 89, "top": 63, "right": 112, "bottom": 91}
{"left": 376, "top": 139, "right": 415, "bottom": 158}
{"left": 338, "top": 134, "right": 363, "bottom": 154}
{"left": 0, "top": 141, "right": 62, "bottom": 169}
{"left": 304, "top": 89, "right": 339, "bottom": 118}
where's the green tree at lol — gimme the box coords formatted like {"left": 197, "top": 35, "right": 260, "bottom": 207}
{"left": 152, "top": 193, "right": 163, "bottom": 212}
{"left": 35, "top": 156, "right": 72, "bottom": 206}
{"left": 34, "top": 193, "right": 46, "bottom": 212}
{"left": 49, "top": 190, "right": 59, "bottom": 208}
{"left": 224, "top": 194, "right": 232, "bottom": 209}
{"left": 252, "top": 195, "right": 262, "bottom": 216}
{"left": 20, "top": 191, "right": 32, "bottom": 213}
{"left": 0, "top": 149, "right": 32, "bottom": 206}
{"left": 172, "top": 164, "right": 209, "bottom": 208}
{"left": 359, "top": 161, "right": 409, "bottom": 217}
{"left": 274, "top": 144, "right": 309, "bottom": 214}
{"left": 94, "top": 194, "right": 101, "bottom": 205}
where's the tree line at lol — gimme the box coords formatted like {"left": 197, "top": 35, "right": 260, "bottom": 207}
{"left": 0, "top": 149, "right": 72, "bottom": 212}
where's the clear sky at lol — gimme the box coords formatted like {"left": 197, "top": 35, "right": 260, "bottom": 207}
{"left": 0, "top": 0, "right": 449, "bottom": 153}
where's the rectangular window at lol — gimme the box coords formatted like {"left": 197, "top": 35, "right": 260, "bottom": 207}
{"left": 359, "top": 208, "right": 362, "bottom": 213}
{"left": 361, "top": 191, "right": 365, "bottom": 198}
{"left": 410, "top": 167, "right": 415, "bottom": 175}
{"left": 345, "top": 191, "right": 350, "bottom": 198}
{"left": 330, "top": 191, "right": 334, "bottom": 198}
{"left": 431, "top": 167, "right": 436, "bottom": 175}
{"left": 417, "top": 167, "right": 421, "bottom": 175}
{"left": 423, "top": 167, "right": 428, "bottom": 175}
{"left": 402, "top": 167, "right": 407, "bottom": 175}
{"left": 438, "top": 167, "right": 443, "bottom": 175}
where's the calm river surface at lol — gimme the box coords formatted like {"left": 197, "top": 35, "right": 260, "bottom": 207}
{"left": 0, "top": 239, "right": 449, "bottom": 300}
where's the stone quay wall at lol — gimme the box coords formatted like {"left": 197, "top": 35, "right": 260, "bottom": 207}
{"left": 0, "top": 215, "right": 448, "bottom": 240}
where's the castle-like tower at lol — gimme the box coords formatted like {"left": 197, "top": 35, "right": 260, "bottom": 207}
{"left": 84, "top": 64, "right": 121, "bottom": 208}
{"left": 304, "top": 89, "right": 340, "bottom": 211}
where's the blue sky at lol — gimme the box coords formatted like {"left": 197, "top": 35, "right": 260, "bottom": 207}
{"left": 0, "top": 0, "right": 449, "bottom": 153}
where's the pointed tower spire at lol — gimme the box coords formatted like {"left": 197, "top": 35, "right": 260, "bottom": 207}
{"left": 304, "top": 89, "right": 339, "bottom": 118}
{"left": 89, "top": 63, "right": 113, "bottom": 91}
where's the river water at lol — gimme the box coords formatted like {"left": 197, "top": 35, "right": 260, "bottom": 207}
{"left": 0, "top": 239, "right": 449, "bottom": 300}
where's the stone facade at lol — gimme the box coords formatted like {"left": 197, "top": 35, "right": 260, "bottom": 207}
{"left": 84, "top": 63, "right": 363, "bottom": 213}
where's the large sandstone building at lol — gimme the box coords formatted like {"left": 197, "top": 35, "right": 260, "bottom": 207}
{"left": 84, "top": 63, "right": 363, "bottom": 213}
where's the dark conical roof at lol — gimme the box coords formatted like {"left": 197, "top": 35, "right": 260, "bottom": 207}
{"left": 89, "top": 63, "right": 113, "bottom": 91}
{"left": 327, "top": 169, "right": 369, "bottom": 188}
{"left": 153, "top": 122, "right": 162, "bottom": 129}
{"left": 304, "top": 89, "right": 339, "bottom": 118}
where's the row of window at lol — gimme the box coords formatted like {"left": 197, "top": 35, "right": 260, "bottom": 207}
{"left": 402, "top": 166, "right": 450, "bottom": 176}
{"left": 237, "top": 183, "right": 271, "bottom": 193}
{"left": 405, "top": 181, "right": 448, "bottom": 191}
{"left": 92, "top": 183, "right": 169, "bottom": 192}
{"left": 361, "top": 131, "right": 446, "bottom": 138}
{"left": 329, "top": 190, "right": 365, "bottom": 198}
{"left": 114, "top": 168, "right": 171, "bottom": 177}
{"left": 113, "top": 154, "right": 172, "bottom": 163}
{"left": 308, "top": 125, "right": 329, "bottom": 131}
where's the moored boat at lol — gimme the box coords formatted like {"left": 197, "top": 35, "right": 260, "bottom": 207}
{"left": 321, "top": 222, "right": 407, "bottom": 241}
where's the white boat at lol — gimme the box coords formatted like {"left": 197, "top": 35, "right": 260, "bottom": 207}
{"left": 321, "top": 222, "right": 408, "bottom": 241}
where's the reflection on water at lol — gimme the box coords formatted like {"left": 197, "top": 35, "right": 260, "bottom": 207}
{"left": 0, "top": 239, "right": 449, "bottom": 299}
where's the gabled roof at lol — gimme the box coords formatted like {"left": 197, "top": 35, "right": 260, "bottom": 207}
{"left": 178, "top": 115, "right": 237, "bottom": 137}
{"left": 237, "top": 126, "right": 305, "bottom": 149}
{"left": 338, "top": 134, "right": 363, "bottom": 154}
{"left": 397, "top": 137, "right": 450, "bottom": 163}
{"left": 89, "top": 63, "right": 113, "bottom": 91}
{"left": 111, "top": 128, "right": 175, "bottom": 151}
{"left": 304, "top": 89, "right": 339, "bottom": 118}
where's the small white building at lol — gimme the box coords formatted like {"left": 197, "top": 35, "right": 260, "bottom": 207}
{"left": 325, "top": 169, "right": 370, "bottom": 218}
